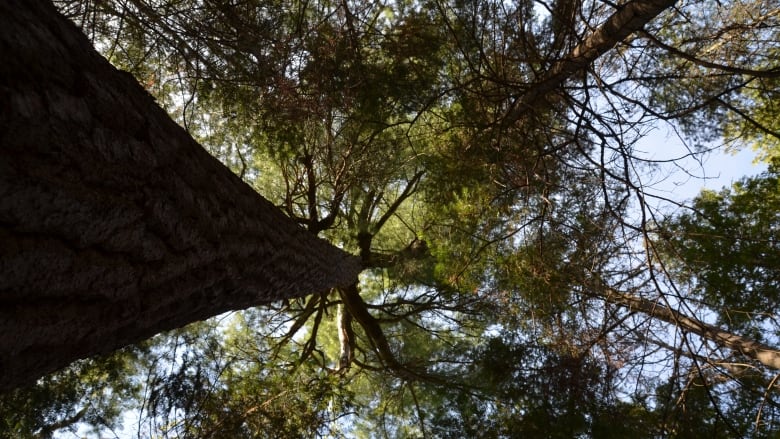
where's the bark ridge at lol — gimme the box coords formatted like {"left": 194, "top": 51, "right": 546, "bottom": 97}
{"left": 0, "top": 0, "right": 361, "bottom": 391}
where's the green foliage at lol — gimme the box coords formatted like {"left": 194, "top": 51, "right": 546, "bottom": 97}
{"left": 109, "top": 314, "right": 357, "bottom": 438}
{"left": 402, "top": 336, "right": 661, "bottom": 439}
{"left": 649, "top": 367, "right": 780, "bottom": 439}
{"left": 31, "top": 0, "right": 780, "bottom": 436}
{"left": 725, "top": 79, "right": 780, "bottom": 163}
{"left": 643, "top": 0, "right": 780, "bottom": 149}
{"left": 660, "top": 165, "right": 780, "bottom": 329}
{"left": 0, "top": 347, "right": 143, "bottom": 438}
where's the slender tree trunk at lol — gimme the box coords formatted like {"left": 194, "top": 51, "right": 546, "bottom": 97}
{"left": 0, "top": 0, "right": 361, "bottom": 391}
{"left": 607, "top": 291, "right": 780, "bottom": 370}
{"left": 336, "top": 303, "right": 355, "bottom": 371}
{"left": 503, "top": 0, "right": 677, "bottom": 124}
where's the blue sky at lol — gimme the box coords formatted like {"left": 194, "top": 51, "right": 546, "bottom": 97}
{"left": 635, "top": 126, "right": 766, "bottom": 206}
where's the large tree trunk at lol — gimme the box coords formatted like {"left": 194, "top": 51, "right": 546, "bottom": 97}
{"left": 0, "top": 0, "right": 361, "bottom": 391}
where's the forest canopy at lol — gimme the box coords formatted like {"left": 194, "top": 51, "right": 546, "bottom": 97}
{"left": 2, "top": 0, "right": 780, "bottom": 437}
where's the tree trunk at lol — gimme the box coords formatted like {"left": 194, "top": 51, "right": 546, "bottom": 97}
{"left": 503, "top": 0, "right": 677, "bottom": 125}
{"left": 607, "top": 291, "right": 780, "bottom": 370}
{"left": 0, "top": 0, "right": 361, "bottom": 392}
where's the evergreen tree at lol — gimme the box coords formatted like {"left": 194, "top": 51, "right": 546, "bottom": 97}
{"left": 2, "top": 0, "right": 779, "bottom": 435}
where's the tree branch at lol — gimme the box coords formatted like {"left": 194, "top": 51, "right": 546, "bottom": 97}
{"left": 606, "top": 291, "right": 780, "bottom": 370}
{"left": 503, "top": 0, "right": 677, "bottom": 125}
{"left": 642, "top": 31, "right": 780, "bottom": 79}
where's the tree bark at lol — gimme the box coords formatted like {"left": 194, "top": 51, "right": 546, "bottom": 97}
{"left": 503, "top": 0, "right": 677, "bottom": 125}
{"left": 0, "top": 0, "right": 361, "bottom": 391}
{"left": 607, "top": 291, "right": 780, "bottom": 370}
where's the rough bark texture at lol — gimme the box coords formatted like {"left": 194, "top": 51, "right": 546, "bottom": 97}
{"left": 0, "top": 0, "right": 362, "bottom": 391}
